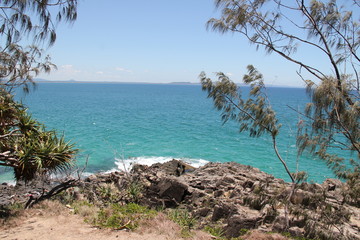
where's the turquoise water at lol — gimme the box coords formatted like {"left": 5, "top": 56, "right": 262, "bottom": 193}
{"left": 1, "top": 83, "right": 337, "bottom": 182}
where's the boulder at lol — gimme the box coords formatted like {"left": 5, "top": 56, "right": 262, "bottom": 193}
{"left": 151, "top": 159, "right": 193, "bottom": 176}
{"left": 151, "top": 178, "right": 189, "bottom": 207}
{"left": 224, "top": 215, "right": 261, "bottom": 238}
{"left": 212, "top": 204, "right": 233, "bottom": 221}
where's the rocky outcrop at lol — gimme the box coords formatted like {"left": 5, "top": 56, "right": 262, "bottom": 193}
{"left": 1, "top": 159, "right": 359, "bottom": 240}
{"left": 0, "top": 179, "right": 54, "bottom": 206}
{"left": 124, "top": 160, "right": 359, "bottom": 240}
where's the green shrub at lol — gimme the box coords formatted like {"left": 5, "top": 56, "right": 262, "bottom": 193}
{"left": 93, "top": 203, "right": 156, "bottom": 230}
{"left": 204, "top": 225, "right": 225, "bottom": 239}
{"left": 167, "top": 208, "right": 197, "bottom": 237}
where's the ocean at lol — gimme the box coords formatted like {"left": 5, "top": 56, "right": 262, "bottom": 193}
{"left": 0, "top": 83, "right": 337, "bottom": 183}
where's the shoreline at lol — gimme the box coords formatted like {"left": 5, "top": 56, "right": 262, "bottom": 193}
{"left": 1, "top": 160, "right": 359, "bottom": 239}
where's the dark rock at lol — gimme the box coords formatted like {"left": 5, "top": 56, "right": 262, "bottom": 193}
{"left": 216, "top": 176, "right": 235, "bottom": 188}
{"left": 288, "top": 226, "right": 305, "bottom": 237}
{"left": 323, "top": 178, "right": 342, "bottom": 191}
{"left": 151, "top": 159, "right": 190, "bottom": 176}
{"left": 211, "top": 204, "right": 235, "bottom": 221}
{"left": 195, "top": 208, "right": 211, "bottom": 217}
{"left": 190, "top": 181, "right": 205, "bottom": 190}
{"left": 243, "top": 180, "right": 254, "bottom": 189}
{"left": 85, "top": 174, "right": 97, "bottom": 182}
{"left": 131, "top": 164, "right": 148, "bottom": 173}
{"left": 290, "top": 189, "right": 307, "bottom": 205}
{"left": 272, "top": 216, "right": 287, "bottom": 232}
{"left": 225, "top": 215, "right": 261, "bottom": 238}
{"left": 290, "top": 217, "right": 306, "bottom": 229}
{"left": 214, "top": 190, "right": 224, "bottom": 197}
{"left": 154, "top": 178, "right": 189, "bottom": 207}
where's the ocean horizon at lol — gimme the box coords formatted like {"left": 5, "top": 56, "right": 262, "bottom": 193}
{"left": 0, "top": 82, "right": 337, "bottom": 183}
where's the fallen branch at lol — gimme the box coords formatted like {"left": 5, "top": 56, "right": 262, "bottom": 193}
{"left": 25, "top": 178, "right": 79, "bottom": 209}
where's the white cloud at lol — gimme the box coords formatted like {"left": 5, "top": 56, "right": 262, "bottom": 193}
{"left": 61, "top": 64, "right": 73, "bottom": 69}
{"left": 96, "top": 71, "right": 104, "bottom": 75}
{"left": 115, "top": 67, "right": 132, "bottom": 73}
{"left": 60, "top": 64, "right": 82, "bottom": 74}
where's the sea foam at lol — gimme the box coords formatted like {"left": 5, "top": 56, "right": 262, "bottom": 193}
{"left": 114, "top": 156, "right": 209, "bottom": 172}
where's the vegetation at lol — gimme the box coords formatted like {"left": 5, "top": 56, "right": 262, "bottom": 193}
{"left": 85, "top": 202, "right": 156, "bottom": 230}
{"left": 202, "top": 0, "right": 359, "bottom": 183}
{"left": 0, "top": 0, "right": 78, "bottom": 181}
{"left": 0, "top": 90, "right": 77, "bottom": 181}
{"left": 204, "top": 225, "right": 225, "bottom": 239}
{"left": 0, "top": 0, "right": 77, "bottom": 92}
{"left": 200, "top": 66, "right": 297, "bottom": 183}
{"left": 167, "top": 208, "right": 197, "bottom": 237}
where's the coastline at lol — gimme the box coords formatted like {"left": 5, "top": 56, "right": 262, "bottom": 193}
{"left": 1, "top": 160, "right": 359, "bottom": 239}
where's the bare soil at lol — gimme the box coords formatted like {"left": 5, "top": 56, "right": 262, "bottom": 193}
{"left": 0, "top": 200, "right": 289, "bottom": 240}
{"left": 0, "top": 201, "right": 209, "bottom": 240}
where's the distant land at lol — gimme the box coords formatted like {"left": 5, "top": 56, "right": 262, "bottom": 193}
{"left": 33, "top": 79, "right": 304, "bottom": 88}
{"left": 34, "top": 79, "right": 201, "bottom": 85}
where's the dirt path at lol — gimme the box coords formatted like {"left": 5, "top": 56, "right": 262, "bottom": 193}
{"left": 0, "top": 201, "right": 209, "bottom": 240}
{"left": 0, "top": 201, "right": 289, "bottom": 240}
{"left": 1, "top": 213, "right": 142, "bottom": 240}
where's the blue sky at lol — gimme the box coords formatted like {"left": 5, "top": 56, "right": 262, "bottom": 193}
{"left": 37, "top": 0, "right": 325, "bottom": 87}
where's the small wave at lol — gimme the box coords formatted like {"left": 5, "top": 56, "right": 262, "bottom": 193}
{"left": 125, "top": 142, "right": 136, "bottom": 146}
{"left": 114, "top": 156, "right": 209, "bottom": 172}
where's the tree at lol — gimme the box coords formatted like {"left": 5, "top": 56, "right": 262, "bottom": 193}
{"left": 0, "top": 0, "right": 77, "bottom": 92}
{"left": 0, "top": 0, "right": 78, "bottom": 182}
{"left": 200, "top": 66, "right": 299, "bottom": 183}
{"left": 203, "top": 0, "right": 359, "bottom": 182}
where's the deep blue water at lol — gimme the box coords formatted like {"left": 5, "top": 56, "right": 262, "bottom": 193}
{"left": 0, "top": 83, "right": 337, "bottom": 182}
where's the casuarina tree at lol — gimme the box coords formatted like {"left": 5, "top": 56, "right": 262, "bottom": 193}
{"left": 202, "top": 0, "right": 359, "bottom": 184}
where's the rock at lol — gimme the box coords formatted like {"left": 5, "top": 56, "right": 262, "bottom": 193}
{"left": 290, "top": 189, "right": 307, "bottom": 205}
{"left": 323, "top": 178, "right": 343, "bottom": 191}
{"left": 131, "top": 164, "right": 148, "bottom": 173}
{"left": 194, "top": 208, "right": 211, "bottom": 217}
{"left": 212, "top": 204, "right": 233, "bottom": 221}
{"left": 224, "top": 215, "right": 261, "bottom": 238}
{"left": 243, "top": 180, "right": 254, "bottom": 189}
{"left": 152, "top": 159, "right": 190, "bottom": 176}
{"left": 214, "top": 190, "right": 224, "bottom": 197}
{"left": 288, "top": 226, "right": 305, "bottom": 237}
{"left": 153, "top": 178, "right": 189, "bottom": 207}
{"left": 2, "top": 160, "right": 359, "bottom": 240}
{"left": 216, "top": 176, "right": 235, "bottom": 188}
{"left": 272, "top": 216, "right": 287, "bottom": 232}
{"left": 85, "top": 174, "right": 97, "bottom": 182}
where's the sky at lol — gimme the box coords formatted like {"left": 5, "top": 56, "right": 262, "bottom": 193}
{"left": 36, "top": 0, "right": 335, "bottom": 87}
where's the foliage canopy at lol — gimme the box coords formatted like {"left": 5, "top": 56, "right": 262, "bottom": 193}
{"left": 203, "top": 0, "right": 359, "bottom": 181}
{"left": 0, "top": 0, "right": 78, "bottom": 181}
{"left": 0, "top": 0, "right": 77, "bottom": 92}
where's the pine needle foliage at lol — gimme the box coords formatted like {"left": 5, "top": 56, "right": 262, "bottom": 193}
{"left": 206, "top": 0, "right": 359, "bottom": 183}
{"left": 297, "top": 76, "right": 360, "bottom": 180}
{"left": 200, "top": 65, "right": 295, "bottom": 183}
{"left": 0, "top": 0, "right": 77, "bottom": 92}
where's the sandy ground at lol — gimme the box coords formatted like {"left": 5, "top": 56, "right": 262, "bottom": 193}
{"left": 0, "top": 201, "right": 210, "bottom": 240}
{"left": 0, "top": 201, "right": 289, "bottom": 240}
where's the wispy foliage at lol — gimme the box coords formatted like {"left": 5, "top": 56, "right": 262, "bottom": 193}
{"left": 0, "top": 0, "right": 77, "bottom": 91}
{"left": 297, "top": 76, "right": 360, "bottom": 180}
{"left": 208, "top": 0, "right": 360, "bottom": 89}
{"left": 207, "top": 0, "right": 359, "bottom": 182}
{"left": 200, "top": 65, "right": 294, "bottom": 182}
